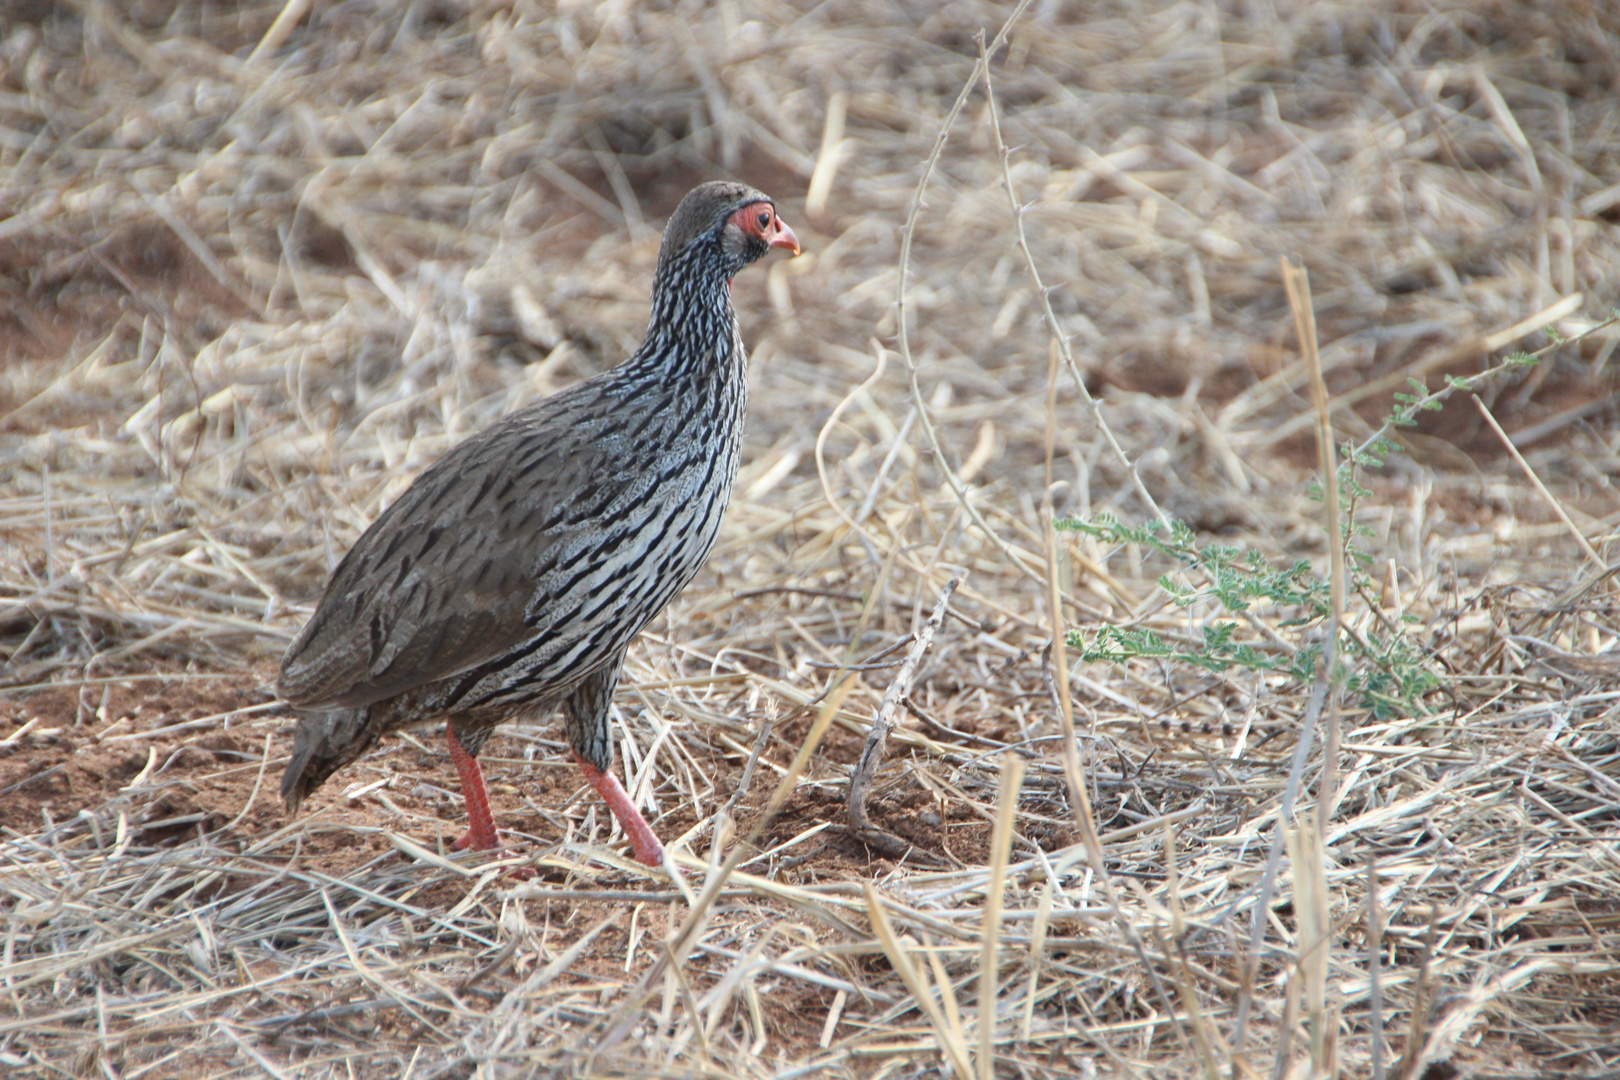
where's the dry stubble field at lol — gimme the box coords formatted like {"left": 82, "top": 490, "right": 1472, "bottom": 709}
{"left": 3, "top": 1, "right": 1620, "bottom": 1077}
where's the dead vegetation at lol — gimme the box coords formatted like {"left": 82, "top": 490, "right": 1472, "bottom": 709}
{"left": 3, "top": 0, "right": 1620, "bottom": 1076}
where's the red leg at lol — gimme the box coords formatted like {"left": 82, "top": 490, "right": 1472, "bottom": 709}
{"left": 446, "top": 724, "right": 500, "bottom": 852}
{"left": 573, "top": 751, "right": 665, "bottom": 867}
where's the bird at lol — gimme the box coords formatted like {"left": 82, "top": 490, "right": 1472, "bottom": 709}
{"left": 277, "top": 181, "right": 799, "bottom": 867}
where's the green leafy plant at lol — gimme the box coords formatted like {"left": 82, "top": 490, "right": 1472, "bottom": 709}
{"left": 1057, "top": 310, "right": 1620, "bottom": 720}
{"left": 1056, "top": 514, "right": 1436, "bottom": 719}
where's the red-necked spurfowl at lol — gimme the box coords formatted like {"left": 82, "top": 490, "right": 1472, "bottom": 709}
{"left": 278, "top": 182, "right": 799, "bottom": 867}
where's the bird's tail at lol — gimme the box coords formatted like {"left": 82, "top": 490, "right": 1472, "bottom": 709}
{"left": 282, "top": 706, "right": 373, "bottom": 812}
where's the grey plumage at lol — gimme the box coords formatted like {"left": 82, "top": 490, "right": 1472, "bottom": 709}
{"left": 277, "top": 181, "right": 799, "bottom": 863}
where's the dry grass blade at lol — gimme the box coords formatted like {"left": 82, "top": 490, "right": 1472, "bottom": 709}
{"left": 1284, "top": 813, "right": 1333, "bottom": 1076}
{"left": 976, "top": 754, "right": 1024, "bottom": 1080}
{"left": 1471, "top": 393, "right": 1607, "bottom": 570}
{"left": 864, "top": 882, "right": 975, "bottom": 1079}
{"left": 1368, "top": 859, "right": 1387, "bottom": 1080}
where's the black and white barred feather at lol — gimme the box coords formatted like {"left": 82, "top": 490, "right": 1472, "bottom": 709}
{"left": 279, "top": 181, "right": 787, "bottom": 809}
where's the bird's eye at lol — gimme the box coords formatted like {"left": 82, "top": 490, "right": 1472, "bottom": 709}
{"left": 756, "top": 209, "right": 772, "bottom": 231}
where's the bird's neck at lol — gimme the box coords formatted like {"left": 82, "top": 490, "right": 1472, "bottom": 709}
{"left": 631, "top": 270, "right": 742, "bottom": 385}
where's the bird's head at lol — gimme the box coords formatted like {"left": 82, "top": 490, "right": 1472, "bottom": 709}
{"left": 657, "top": 181, "right": 800, "bottom": 285}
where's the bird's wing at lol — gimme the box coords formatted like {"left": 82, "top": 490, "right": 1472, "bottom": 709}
{"left": 277, "top": 385, "right": 642, "bottom": 709}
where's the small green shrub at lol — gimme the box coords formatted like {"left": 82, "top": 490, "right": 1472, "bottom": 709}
{"left": 1056, "top": 311, "right": 1619, "bottom": 721}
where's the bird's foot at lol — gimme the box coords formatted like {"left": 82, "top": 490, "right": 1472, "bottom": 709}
{"left": 450, "top": 827, "right": 491, "bottom": 852}
{"left": 444, "top": 730, "right": 534, "bottom": 877}
{"left": 573, "top": 753, "right": 666, "bottom": 868}
{"left": 442, "top": 724, "right": 533, "bottom": 875}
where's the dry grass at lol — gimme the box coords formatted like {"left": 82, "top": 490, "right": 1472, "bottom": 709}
{"left": 3, "top": 0, "right": 1620, "bottom": 1076}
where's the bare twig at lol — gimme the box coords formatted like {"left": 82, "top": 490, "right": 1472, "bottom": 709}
{"left": 848, "top": 575, "right": 961, "bottom": 833}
